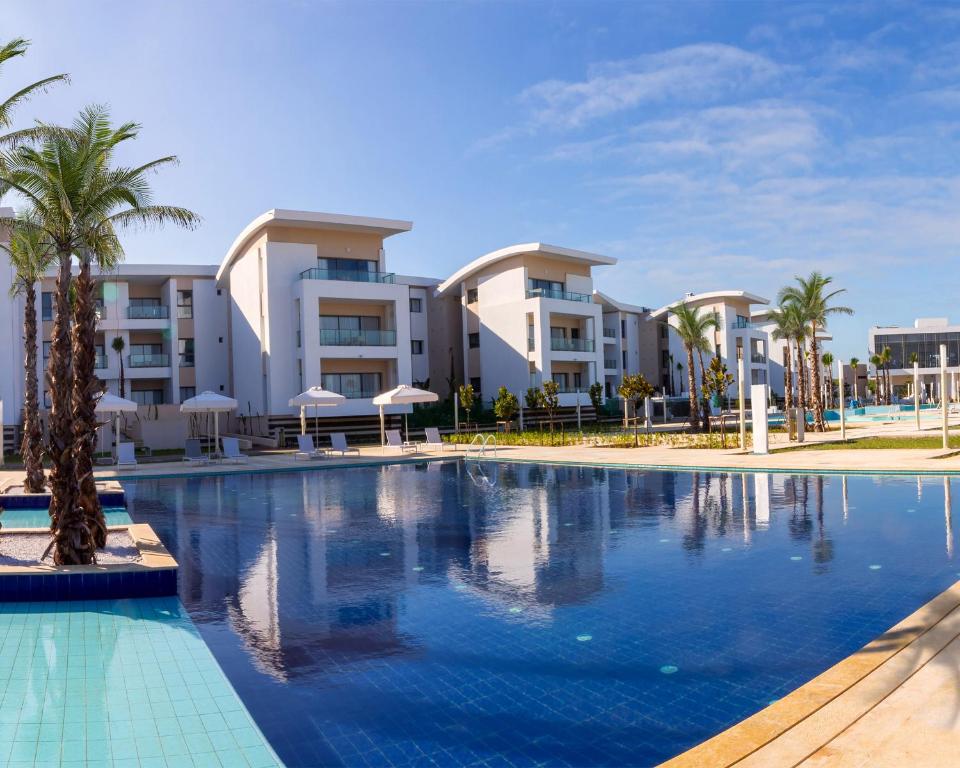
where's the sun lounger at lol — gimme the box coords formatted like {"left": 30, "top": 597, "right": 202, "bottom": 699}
{"left": 295, "top": 434, "right": 325, "bottom": 460}
{"left": 386, "top": 429, "right": 417, "bottom": 453}
{"left": 182, "top": 438, "right": 209, "bottom": 465}
{"left": 221, "top": 437, "right": 248, "bottom": 464}
{"left": 117, "top": 442, "right": 138, "bottom": 468}
{"left": 420, "top": 427, "right": 450, "bottom": 451}
{"left": 330, "top": 432, "right": 359, "bottom": 456}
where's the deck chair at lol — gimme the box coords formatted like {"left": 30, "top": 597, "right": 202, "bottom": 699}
{"left": 385, "top": 429, "right": 417, "bottom": 453}
{"left": 330, "top": 432, "right": 359, "bottom": 456}
{"left": 117, "top": 442, "right": 138, "bottom": 468}
{"left": 421, "top": 427, "right": 448, "bottom": 451}
{"left": 295, "top": 434, "right": 325, "bottom": 460}
{"left": 182, "top": 438, "right": 209, "bottom": 465}
{"left": 221, "top": 437, "right": 248, "bottom": 464}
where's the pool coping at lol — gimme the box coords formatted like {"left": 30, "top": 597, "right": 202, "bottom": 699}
{"left": 658, "top": 579, "right": 960, "bottom": 767}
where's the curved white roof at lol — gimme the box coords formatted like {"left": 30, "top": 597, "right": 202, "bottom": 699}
{"left": 649, "top": 290, "right": 770, "bottom": 319}
{"left": 216, "top": 209, "right": 412, "bottom": 284}
{"left": 436, "top": 242, "right": 616, "bottom": 296}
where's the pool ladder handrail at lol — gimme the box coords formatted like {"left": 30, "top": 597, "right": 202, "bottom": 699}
{"left": 465, "top": 433, "right": 498, "bottom": 458}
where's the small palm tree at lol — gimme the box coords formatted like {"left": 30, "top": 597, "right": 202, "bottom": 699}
{"left": 767, "top": 303, "right": 803, "bottom": 434}
{"left": 0, "top": 106, "right": 198, "bottom": 564}
{"left": 880, "top": 346, "right": 893, "bottom": 405}
{"left": 821, "top": 352, "right": 834, "bottom": 409}
{"left": 848, "top": 356, "right": 860, "bottom": 402}
{"left": 778, "top": 272, "right": 853, "bottom": 431}
{"left": 869, "top": 354, "right": 882, "bottom": 404}
{"left": 672, "top": 303, "right": 718, "bottom": 432}
{"left": 111, "top": 336, "right": 126, "bottom": 397}
{"left": 2, "top": 213, "right": 54, "bottom": 492}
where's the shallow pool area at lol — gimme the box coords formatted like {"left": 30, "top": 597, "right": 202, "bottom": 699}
{"left": 112, "top": 461, "right": 960, "bottom": 767}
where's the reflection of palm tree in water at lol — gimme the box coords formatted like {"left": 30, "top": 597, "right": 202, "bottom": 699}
{"left": 812, "top": 475, "right": 834, "bottom": 569}
{"left": 788, "top": 475, "right": 814, "bottom": 542}
{"left": 683, "top": 472, "right": 731, "bottom": 552}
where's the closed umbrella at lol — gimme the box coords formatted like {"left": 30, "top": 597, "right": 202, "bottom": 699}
{"left": 288, "top": 386, "right": 346, "bottom": 439}
{"left": 96, "top": 392, "right": 138, "bottom": 458}
{"left": 372, "top": 385, "right": 439, "bottom": 447}
{"left": 180, "top": 391, "right": 238, "bottom": 457}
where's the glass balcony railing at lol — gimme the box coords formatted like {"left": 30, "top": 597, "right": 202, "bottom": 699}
{"left": 300, "top": 268, "right": 395, "bottom": 284}
{"left": 603, "top": 328, "right": 617, "bottom": 338}
{"left": 550, "top": 338, "right": 595, "bottom": 352}
{"left": 341, "top": 390, "right": 380, "bottom": 399}
{"left": 526, "top": 288, "right": 593, "bottom": 303}
{"left": 604, "top": 358, "right": 618, "bottom": 369}
{"left": 128, "top": 305, "right": 169, "bottom": 320}
{"left": 128, "top": 353, "right": 169, "bottom": 368}
{"left": 555, "top": 385, "right": 586, "bottom": 394}
{"left": 731, "top": 318, "right": 761, "bottom": 330}
{"left": 318, "top": 329, "right": 397, "bottom": 346}
{"left": 94, "top": 354, "right": 107, "bottom": 369}
{"left": 751, "top": 352, "right": 767, "bottom": 364}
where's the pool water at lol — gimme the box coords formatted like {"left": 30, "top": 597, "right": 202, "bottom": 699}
{"left": 122, "top": 462, "right": 960, "bottom": 767}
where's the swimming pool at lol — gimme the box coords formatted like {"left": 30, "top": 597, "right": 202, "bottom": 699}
{"left": 122, "top": 461, "right": 960, "bottom": 767}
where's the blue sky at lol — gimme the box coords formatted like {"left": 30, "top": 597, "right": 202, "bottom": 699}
{"left": 5, "top": 1, "right": 960, "bottom": 358}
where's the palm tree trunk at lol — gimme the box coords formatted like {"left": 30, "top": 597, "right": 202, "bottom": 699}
{"left": 795, "top": 338, "right": 807, "bottom": 426}
{"left": 686, "top": 346, "right": 699, "bottom": 432}
{"left": 48, "top": 248, "right": 95, "bottom": 565}
{"left": 784, "top": 343, "right": 794, "bottom": 438}
{"left": 21, "top": 283, "right": 45, "bottom": 494}
{"left": 809, "top": 328, "right": 825, "bottom": 431}
{"left": 118, "top": 354, "right": 125, "bottom": 398}
{"left": 696, "top": 347, "right": 710, "bottom": 432}
{"left": 72, "top": 259, "right": 107, "bottom": 549}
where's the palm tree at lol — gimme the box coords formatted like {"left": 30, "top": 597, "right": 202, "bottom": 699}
{"left": 779, "top": 272, "right": 853, "bottom": 431}
{"left": 111, "top": 336, "right": 126, "bottom": 397}
{"left": 672, "top": 303, "right": 718, "bottom": 432}
{"left": 0, "top": 37, "right": 68, "bottom": 148}
{"left": 869, "top": 354, "right": 882, "bottom": 404}
{"left": 2, "top": 213, "right": 54, "bottom": 492}
{"left": 821, "top": 352, "right": 834, "bottom": 409}
{"left": 848, "top": 356, "right": 860, "bottom": 403}
{"left": 767, "top": 304, "right": 801, "bottom": 436}
{"left": 0, "top": 106, "right": 199, "bottom": 564}
{"left": 880, "top": 346, "right": 893, "bottom": 405}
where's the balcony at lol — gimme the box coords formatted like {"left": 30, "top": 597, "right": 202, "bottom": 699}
{"left": 550, "top": 338, "right": 595, "bottom": 352}
{"left": 526, "top": 288, "right": 592, "bottom": 303}
{"left": 751, "top": 352, "right": 767, "bottom": 364}
{"left": 603, "top": 328, "right": 617, "bottom": 339}
{"left": 555, "top": 385, "right": 586, "bottom": 394}
{"left": 95, "top": 303, "right": 107, "bottom": 321}
{"left": 318, "top": 328, "right": 397, "bottom": 346}
{"left": 128, "top": 353, "right": 169, "bottom": 368}
{"left": 179, "top": 355, "right": 195, "bottom": 368}
{"left": 300, "top": 268, "right": 395, "bottom": 284}
{"left": 731, "top": 318, "right": 762, "bottom": 330}
{"left": 94, "top": 354, "right": 107, "bottom": 369}
{"left": 128, "top": 305, "right": 169, "bottom": 320}
{"left": 604, "top": 358, "right": 618, "bottom": 369}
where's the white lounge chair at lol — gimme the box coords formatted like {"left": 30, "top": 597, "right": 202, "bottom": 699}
{"left": 385, "top": 429, "right": 417, "bottom": 453}
{"left": 221, "top": 437, "right": 248, "bottom": 464}
{"left": 421, "top": 427, "right": 449, "bottom": 451}
{"left": 295, "top": 434, "right": 325, "bottom": 460}
{"left": 182, "top": 438, "right": 209, "bottom": 465}
{"left": 330, "top": 432, "right": 359, "bottom": 456}
{"left": 117, "top": 442, "right": 138, "bottom": 468}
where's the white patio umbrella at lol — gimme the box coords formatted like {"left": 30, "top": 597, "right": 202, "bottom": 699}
{"left": 180, "top": 391, "right": 238, "bottom": 456}
{"left": 372, "top": 385, "right": 439, "bottom": 446}
{"left": 95, "top": 392, "right": 138, "bottom": 457}
{"left": 288, "top": 386, "right": 346, "bottom": 438}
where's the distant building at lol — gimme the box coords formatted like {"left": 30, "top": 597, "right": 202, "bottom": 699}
{"left": 869, "top": 318, "right": 960, "bottom": 399}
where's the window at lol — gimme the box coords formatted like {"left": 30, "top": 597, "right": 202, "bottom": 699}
{"left": 660, "top": 323, "right": 668, "bottom": 339}
{"left": 622, "top": 350, "right": 627, "bottom": 368}
{"left": 411, "top": 340, "right": 424, "bottom": 355}
{"left": 555, "top": 373, "right": 569, "bottom": 390}
{"left": 321, "top": 372, "right": 382, "bottom": 399}
{"left": 527, "top": 278, "right": 563, "bottom": 293}
{"left": 320, "top": 315, "right": 381, "bottom": 330}
{"left": 470, "top": 377, "right": 481, "bottom": 395}
{"left": 468, "top": 332, "right": 480, "bottom": 349}
{"left": 42, "top": 341, "right": 51, "bottom": 361}
{"left": 751, "top": 369, "right": 767, "bottom": 385}
{"left": 178, "top": 338, "right": 195, "bottom": 367}
{"left": 573, "top": 372, "right": 582, "bottom": 390}
{"left": 131, "top": 389, "right": 164, "bottom": 406}
{"left": 317, "top": 257, "right": 376, "bottom": 274}
{"left": 41, "top": 292, "right": 53, "bottom": 321}
{"left": 130, "top": 297, "right": 161, "bottom": 307}
{"left": 179, "top": 387, "right": 196, "bottom": 402}
{"left": 176, "top": 290, "right": 193, "bottom": 319}
{"left": 661, "top": 350, "right": 670, "bottom": 368}
{"left": 297, "top": 359, "right": 303, "bottom": 393}
{"left": 409, "top": 297, "right": 422, "bottom": 313}
{"left": 621, "top": 319, "right": 626, "bottom": 336}
{"left": 550, "top": 327, "right": 566, "bottom": 339}
{"left": 466, "top": 288, "right": 479, "bottom": 304}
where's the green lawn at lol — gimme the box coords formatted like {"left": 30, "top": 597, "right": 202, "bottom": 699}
{"left": 777, "top": 435, "right": 960, "bottom": 451}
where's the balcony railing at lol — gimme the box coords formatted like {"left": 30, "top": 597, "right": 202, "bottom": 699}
{"left": 603, "top": 328, "right": 617, "bottom": 339}
{"left": 318, "top": 328, "right": 397, "bottom": 346}
{"left": 528, "top": 338, "right": 535, "bottom": 351}
{"left": 299, "top": 268, "right": 395, "bottom": 284}
{"left": 526, "top": 288, "right": 592, "bottom": 303}
{"left": 128, "top": 305, "right": 169, "bottom": 320}
{"left": 128, "top": 353, "right": 169, "bottom": 368}
{"left": 341, "top": 390, "right": 380, "bottom": 399}
{"left": 179, "top": 355, "right": 195, "bottom": 368}
{"left": 604, "top": 358, "right": 618, "bottom": 369}
{"left": 94, "top": 354, "right": 107, "bottom": 369}
{"left": 731, "top": 319, "right": 761, "bottom": 330}
{"left": 95, "top": 304, "right": 107, "bottom": 320}
{"left": 555, "top": 385, "right": 586, "bottom": 394}
{"left": 751, "top": 352, "right": 767, "bottom": 364}
{"left": 550, "top": 338, "right": 595, "bottom": 352}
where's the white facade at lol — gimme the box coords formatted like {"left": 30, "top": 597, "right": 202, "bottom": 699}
{"left": 752, "top": 307, "right": 832, "bottom": 399}
{"left": 593, "top": 292, "right": 670, "bottom": 398}
{"left": 436, "top": 243, "right": 616, "bottom": 407}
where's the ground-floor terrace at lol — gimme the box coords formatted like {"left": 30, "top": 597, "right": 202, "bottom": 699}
{"left": 3, "top": 424, "right": 960, "bottom": 767}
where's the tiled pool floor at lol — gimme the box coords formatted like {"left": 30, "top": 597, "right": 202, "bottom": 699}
{"left": 0, "top": 597, "right": 282, "bottom": 768}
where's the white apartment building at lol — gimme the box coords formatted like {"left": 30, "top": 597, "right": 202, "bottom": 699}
{"left": 869, "top": 318, "right": 960, "bottom": 399}
{"left": 593, "top": 292, "right": 670, "bottom": 398}
{"left": 435, "top": 243, "right": 615, "bottom": 406}
{"left": 752, "top": 306, "right": 833, "bottom": 399}
{"left": 652, "top": 291, "right": 771, "bottom": 398}
{"left": 216, "top": 209, "right": 424, "bottom": 418}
